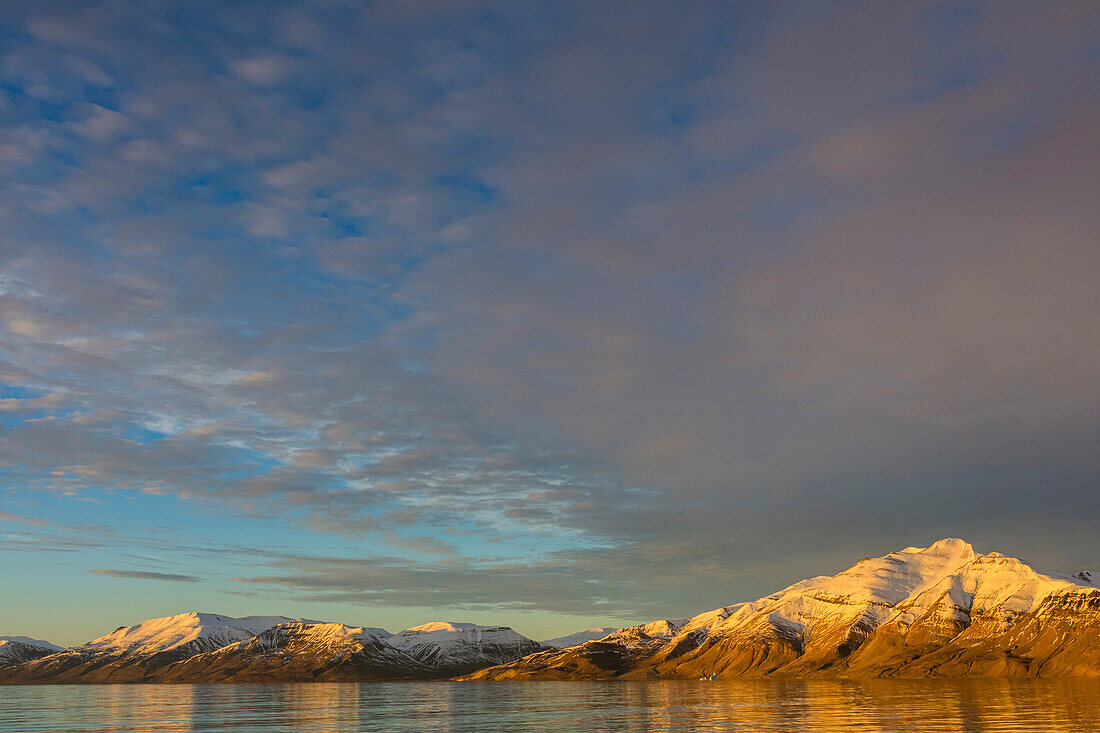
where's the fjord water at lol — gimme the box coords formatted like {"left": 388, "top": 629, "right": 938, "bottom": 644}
{"left": 3, "top": 680, "right": 1099, "bottom": 732}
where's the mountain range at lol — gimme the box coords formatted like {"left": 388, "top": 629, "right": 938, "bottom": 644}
{"left": 0, "top": 615, "right": 545, "bottom": 683}
{"left": 2, "top": 539, "right": 1097, "bottom": 683}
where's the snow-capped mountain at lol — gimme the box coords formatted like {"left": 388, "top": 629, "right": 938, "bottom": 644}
{"left": 541, "top": 628, "right": 620, "bottom": 648}
{"left": 0, "top": 636, "right": 63, "bottom": 665}
{"left": 387, "top": 622, "right": 546, "bottom": 675}
{"left": 467, "top": 539, "right": 1100, "bottom": 680}
{"left": 0, "top": 612, "right": 318, "bottom": 683}
{"left": 153, "top": 620, "right": 546, "bottom": 681}
{"left": 0, "top": 615, "right": 545, "bottom": 683}
{"left": 146, "top": 622, "right": 433, "bottom": 682}
{"left": 81, "top": 612, "right": 318, "bottom": 659}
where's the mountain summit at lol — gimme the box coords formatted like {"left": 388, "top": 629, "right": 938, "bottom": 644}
{"left": 467, "top": 539, "right": 1100, "bottom": 679}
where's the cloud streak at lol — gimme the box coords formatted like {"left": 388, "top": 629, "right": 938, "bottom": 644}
{"left": 0, "top": 511, "right": 54, "bottom": 527}
{"left": 89, "top": 569, "right": 200, "bottom": 583}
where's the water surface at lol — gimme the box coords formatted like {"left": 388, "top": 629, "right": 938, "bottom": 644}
{"left": 2, "top": 679, "right": 1098, "bottom": 732}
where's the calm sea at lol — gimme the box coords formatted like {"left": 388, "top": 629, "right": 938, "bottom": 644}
{"left": 2, "top": 679, "right": 1098, "bottom": 732}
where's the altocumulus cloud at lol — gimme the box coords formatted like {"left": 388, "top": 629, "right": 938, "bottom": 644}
{"left": 0, "top": 0, "right": 1098, "bottom": 627}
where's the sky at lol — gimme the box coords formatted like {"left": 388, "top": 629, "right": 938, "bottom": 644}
{"left": 1, "top": 1, "right": 1098, "bottom": 647}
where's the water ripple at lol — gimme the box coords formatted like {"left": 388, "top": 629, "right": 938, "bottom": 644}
{"left": 1, "top": 679, "right": 1098, "bottom": 732}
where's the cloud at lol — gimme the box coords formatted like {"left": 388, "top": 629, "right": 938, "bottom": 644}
{"left": 0, "top": 392, "right": 65, "bottom": 413}
{"left": 88, "top": 569, "right": 200, "bottom": 583}
{"left": 230, "top": 54, "right": 293, "bottom": 86}
{"left": 0, "top": 511, "right": 54, "bottom": 527}
{"left": 408, "top": 0, "right": 1100, "bottom": 574}
{"left": 229, "top": 549, "right": 661, "bottom": 617}
{"left": 69, "top": 103, "right": 128, "bottom": 141}
{"left": 0, "top": 0, "right": 1097, "bottom": 625}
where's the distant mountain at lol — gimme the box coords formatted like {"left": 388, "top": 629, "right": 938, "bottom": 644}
{"left": 387, "top": 622, "right": 546, "bottom": 675}
{"left": 0, "top": 613, "right": 317, "bottom": 683}
{"left": 541, "top": 628, "right": 620, "bottom": 648}
{"left": 146, "top": 622, "right": 433, "bottom": 682}
{"left": 0, "top": 614, "right": 546, "bottom": 683}
{"left": 0, "top": 636, "right": 62, "bottom": 665}
{"left": 467, "top": 539, "right": 1100, "bottom": 679}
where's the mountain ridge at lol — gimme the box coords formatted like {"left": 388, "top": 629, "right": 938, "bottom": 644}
{"left": 0, "top": 614, "right": 548, "bottom": 683}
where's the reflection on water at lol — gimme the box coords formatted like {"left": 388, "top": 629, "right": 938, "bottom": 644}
{"left": 2, "top": 679, "right": 1099, "bottom": 732}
